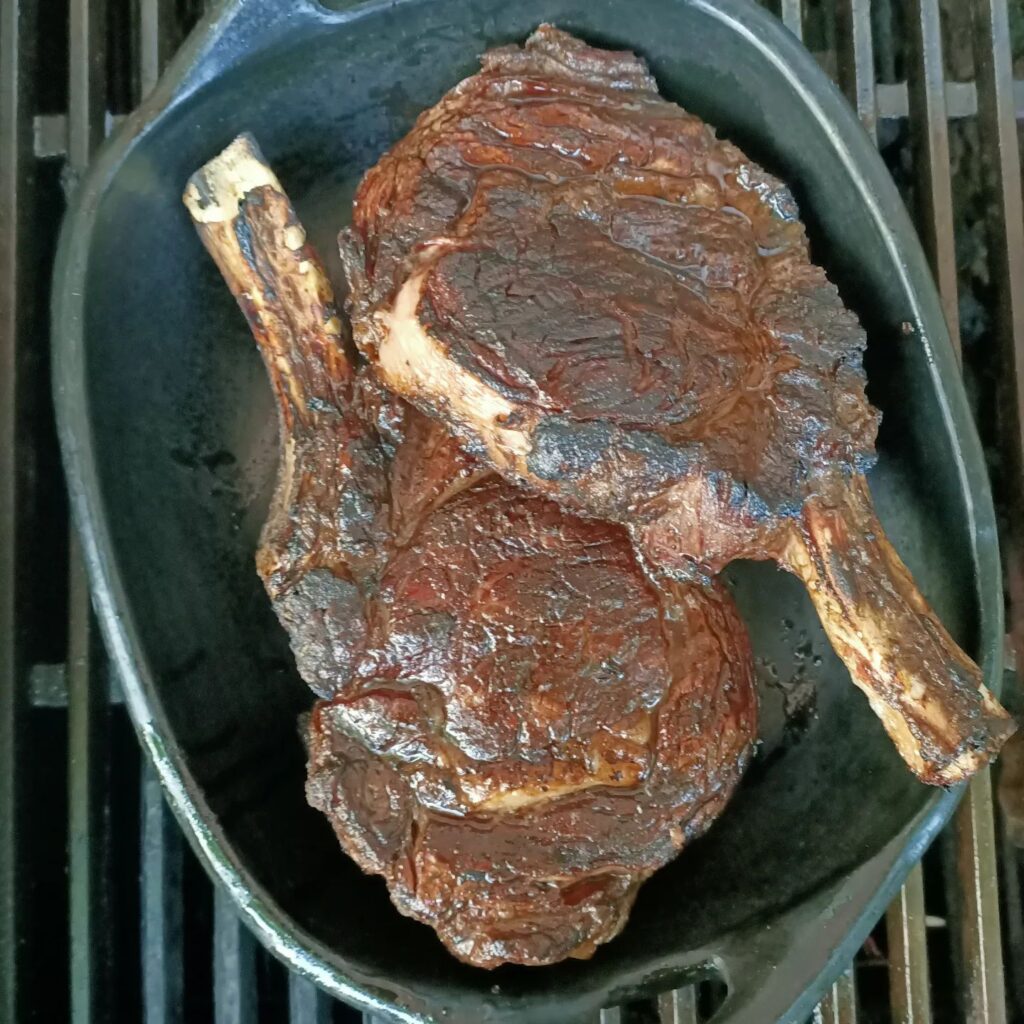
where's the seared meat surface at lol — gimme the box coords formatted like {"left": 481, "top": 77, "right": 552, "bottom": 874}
{"left": 307, "top": 471, "right": 756, "bottom": 967}
{"left": 344, "top": 25, "right": 1014, "bottom": 784}
{"left": 184, "top": 136, "right": 757, "bottom": 968}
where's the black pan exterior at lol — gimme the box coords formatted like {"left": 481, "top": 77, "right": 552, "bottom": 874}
{"left": 52, "top": 1, "right": 1003, "bottom": 1022}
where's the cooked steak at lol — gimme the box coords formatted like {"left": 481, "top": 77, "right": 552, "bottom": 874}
{"left": 306, "top": 473, "right": 755, "bottom": 967}
{"left": 343, "top": 25, "right": 1014, "bottom": 785}
{"left": 184, "top": 135, "right": 757, "bottom": 968}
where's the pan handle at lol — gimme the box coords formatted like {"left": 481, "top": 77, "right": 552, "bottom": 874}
{"left": 140, "top": 0, "right": 342, "bottom": 112}
{"left": 678, "top": 809, "right": 947, "bottom": 1024}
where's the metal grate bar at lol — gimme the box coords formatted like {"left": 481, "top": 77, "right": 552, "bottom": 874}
{"left": 876, "top": 79, "right": 1024, "bottom": 121}
{"left": 68, "top": 544, "right": 112, "bottom": 1024}
{"left": 836, "top": 0, "right": 877, "bottom": 143}
{"left": 213, "top": 888, "right": 258, "bottom": 1024}
{"left": 67, "top": 0, "right": 109, "bottom": 1020}
{"left": 133, "top": 9, "right": 185, "bottom": 1022}
{"left": 68, "top": 0, "right": 107, "bottom": 176}
{"left": 817, "top": 969, "right": 857, "bottom": 1024}
{"left": 28, "top": 663, "right": 70, "bottom": 706}
{"left": 658, "top": 985, "right": 699, "bottom": 1023}
{"left": 905, "top": 0, "right": 961, "bottom": 360}
{"left": 598, "top": 1008, "right": 624, "bottom": 1024}
{"left": 877, "top": 81, "right": 972, "bottom": 121}
{"left": 780, "top": 0, "right": 804, "bottom": 40}
{"left": 28, "top": 662, "right": 124, "bottom": 707}
{"left": 0, "top": 0, "right": 33, "bottom": 1019}
{"left": 997, "top": 810, "right": 1024, "bottom": 1020}
{"left": 288, "top": 974, "right": 333, "bottom": 1024}
{"left": 34, "top": 77, "right": 1024, "bottom": 164}
{"left": 141, "top": 764, "right": 184, "bottom": 1024}
{"left": 971, "top": 0, "right": 1024, "bottom": 675}
{"left": 885, "top": 864, "right": 932, "bottom": 1024}
{"left": 34, "top": 113, "right": 69, "bottom": 158}
{"left": 952, "top": 774, "right": 1008, "bottom": 1023}
{"left": 139, "top": 0, "right": 176, "bottom": 100}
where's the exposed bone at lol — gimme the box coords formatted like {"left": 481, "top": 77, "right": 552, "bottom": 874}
{"left": 783, "top": 475, "right": 1014, "bottom": 785}
{"left": 184, "top": 132, "right": 351, "bottom": 431}
{"left": 184, "top": 133, "right": 382, "bottom": 602}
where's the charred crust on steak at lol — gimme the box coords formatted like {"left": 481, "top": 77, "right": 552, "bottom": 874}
{"left": 186, "top": 128, "right": 759, "bottom": 968}
{"left": 344, "top": 25, "right": 1014, "bottom": 784}
{"left": 343, "top": 25, "right": 879, "bottom": 516}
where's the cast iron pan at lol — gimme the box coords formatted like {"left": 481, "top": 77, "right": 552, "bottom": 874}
{"left": 52, "top": 1, "right": 1004, "bottom": 1021}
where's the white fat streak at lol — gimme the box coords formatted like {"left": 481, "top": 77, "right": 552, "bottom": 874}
{"left": 474, "top": 778, "right": 606, "bottom": 812}
{"left": 378, "top": 256, "right": 531, "bottom": 461}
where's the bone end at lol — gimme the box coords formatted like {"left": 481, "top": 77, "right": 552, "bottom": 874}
{"left": 183, "top": 132, "right": 281, "bottom": 224}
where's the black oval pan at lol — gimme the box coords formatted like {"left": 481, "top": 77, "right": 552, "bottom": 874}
{"left": 51, "top": 1, "right": 1004, "bottom": 1022}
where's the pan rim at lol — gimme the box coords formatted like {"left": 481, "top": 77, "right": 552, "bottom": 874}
{"left": 50, "top": 0, "right": 1001, "bottom": 1020}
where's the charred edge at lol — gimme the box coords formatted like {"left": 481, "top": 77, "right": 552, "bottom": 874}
{"left": 525, "top": 417, "right": 692, "bottom": 491}
{"left": 233, "top": 209, "right": 259, "bottom": 276}
{"left": 525, "top": 417, "right": 613, "bottom": 481}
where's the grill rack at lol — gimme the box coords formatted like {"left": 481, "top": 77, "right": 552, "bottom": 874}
{"left": 2, "top": 1, "right": 1024, "bottom": 1022}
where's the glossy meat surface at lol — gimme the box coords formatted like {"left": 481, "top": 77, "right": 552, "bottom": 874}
{"left": 343, "top": 28, "right": 1014, "bottom": 785}
{"left": 184, "top": 136, "right": 758, "bottom": 967}
{"left": 308, "top": 442, "right": 757, "bottom": 966}
{"left": 344, "top": 24, "right": 876, "bottom": 516}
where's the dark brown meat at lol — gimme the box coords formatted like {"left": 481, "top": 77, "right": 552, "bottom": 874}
{"left": 307, "top": 488, "right": 755, "bottom": 967}
{"left": 343, "top": 25, "right": 1014, "bottom": 785}
{"left": 183, "top": 135, "right": 757, "bottom": 968}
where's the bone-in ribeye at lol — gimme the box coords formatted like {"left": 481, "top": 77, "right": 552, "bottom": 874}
{"left": 344, "top": 25, "right": 1014, "bottom": 785}
{"left": 184, "top": 136, "right": 757, "bottom": 968}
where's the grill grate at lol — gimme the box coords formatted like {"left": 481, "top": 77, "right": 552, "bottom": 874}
{"left": 2, "top": 0, "right": 1024, "bottom": 1022}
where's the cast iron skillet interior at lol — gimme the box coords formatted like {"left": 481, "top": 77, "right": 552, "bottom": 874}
{"left": 52, "top": 1, "right": 1002, "bottom": 1021}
